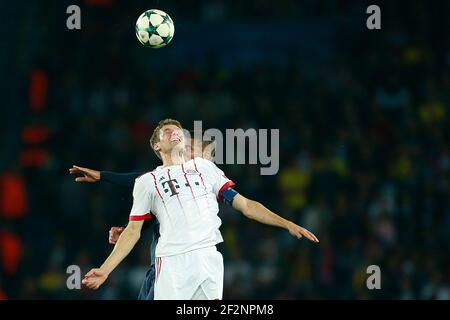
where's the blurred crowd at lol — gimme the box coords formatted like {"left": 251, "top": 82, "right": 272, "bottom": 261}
{"left": 0, "top": 0, "right": 449, "bottom": 299}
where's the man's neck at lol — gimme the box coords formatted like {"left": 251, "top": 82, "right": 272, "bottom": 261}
{"left": 161, "top": 152, "right": 185, "bottom": 167}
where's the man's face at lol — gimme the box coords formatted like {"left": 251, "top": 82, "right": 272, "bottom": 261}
{"left": 155, "top": 124, "right": 185, "bottom": 156}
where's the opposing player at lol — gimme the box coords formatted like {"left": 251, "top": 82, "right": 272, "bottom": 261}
{"left": 82, "top": 119, "right": 318, "bottom": 299}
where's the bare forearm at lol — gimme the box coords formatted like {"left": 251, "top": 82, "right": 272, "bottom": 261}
{"left": 231, "top": 194, "right": 319, "bottom": 242}
{"left": 100, "top": 228, "right": 140, "bottom": 275}
{"left": 241, "top": 199, "right": 289, "bottom": 230}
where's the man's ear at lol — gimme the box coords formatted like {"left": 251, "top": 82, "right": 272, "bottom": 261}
{"left": 154, "top": 142, "right": 161, "bottom": 152}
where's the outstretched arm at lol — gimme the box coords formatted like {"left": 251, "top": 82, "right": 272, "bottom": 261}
{"left": 69, "top": 165, "right": 143, "bottom": 187}
{"left": 231, "top": 193, "right": 319, "bottom": 243}
{"left": 100, "top": 171, "right": 144, "bottom": 187}
{"left": 82, "top": 220, "right": 144, "bottom": 289}
{"left": 200, "top": 158, "right": 318, "bottom": 242}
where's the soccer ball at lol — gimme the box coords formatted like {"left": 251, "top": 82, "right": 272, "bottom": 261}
{"left": 135, "top": 9, "right": 175, "bottom": 48}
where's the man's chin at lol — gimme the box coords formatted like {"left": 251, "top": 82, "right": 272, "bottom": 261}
{"left": 169, "top": 142, "right": 185, "bottom": 153}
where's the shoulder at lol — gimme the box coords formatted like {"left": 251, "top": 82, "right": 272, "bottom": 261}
{"left": 193, "top": 157, "right": 215, "bottom": 170}
{"left": 193, "top": 157, "right": 227, "bottom": 178}
{"left": 134, "top": 169, "right": 159, "bottom": 190}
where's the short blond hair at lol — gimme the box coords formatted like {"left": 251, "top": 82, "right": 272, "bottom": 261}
{"left": 150, "top": 118, "right": 183, "bottom": 159}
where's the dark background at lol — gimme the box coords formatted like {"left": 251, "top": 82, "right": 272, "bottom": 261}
{"left": 0, "top": 0, "right": 449, "bottom": 299}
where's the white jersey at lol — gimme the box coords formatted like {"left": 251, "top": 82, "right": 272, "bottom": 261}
{"left": 129, "top": 157, "right": 235, "bottom": 257}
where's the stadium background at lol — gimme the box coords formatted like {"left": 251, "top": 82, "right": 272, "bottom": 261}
{"left": 0, "top": 0, "right": 449, "bottom": 299}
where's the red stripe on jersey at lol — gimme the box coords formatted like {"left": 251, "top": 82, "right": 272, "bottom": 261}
{"left": 193, "top": 158, "right": 208, "bottom": 192}
{"left": 156, "top": 257, "right": 162, "bottom": 279}
{"left": 218, "top": 181, "right": 236, "bottom": 201}
{"left": 193, "top": 158, "right": 216, "bottom": 210}
{"left": 181, "top": 163, "right": 203, "bottom": 214}
{"left": 151, "top": 172, "right": 164, "bottom": 201}
{"left": 181, "top": 163, "right": 196, "bottom": 198}
{"left": 151, "top": 171, "right": 174, "bottom": 222}
{"left": 167, "top": 169, "right": 188, "bottom": 217}
{"left": 129, "top": 213, "right": 153, "bottom": 221}
{"left": 167, "top": 169, "right": 178, "bottom": 196}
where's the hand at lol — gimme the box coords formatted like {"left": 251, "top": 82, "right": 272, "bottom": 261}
{"left": 109, "top": 227, "right": 124, "bottom": 244}
{"left": 82, "top": 268, "right": 108, "bottom": 290}
{"left": 286, "top": 222, "right": 319, "bottom": 243}
{"left": 69, "top": 165, "right": 100, "bottom": 183}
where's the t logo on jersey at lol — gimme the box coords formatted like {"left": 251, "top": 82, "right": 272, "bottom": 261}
{"left": 162, "top": 179, "right": 180, "bottom": 197}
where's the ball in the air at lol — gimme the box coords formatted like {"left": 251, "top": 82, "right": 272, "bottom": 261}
{"left": 135, "top": 9, "right": 175, "bottom": 48}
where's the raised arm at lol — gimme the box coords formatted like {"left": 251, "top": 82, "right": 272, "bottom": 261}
{"left": 82, "top": 220, "right": 144, "bottom": 289}
{"left": 231, "top": 193, "right": 319, "bottom": 243}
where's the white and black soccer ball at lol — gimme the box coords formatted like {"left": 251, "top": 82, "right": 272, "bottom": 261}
{"left": 135, "top": 9, "right": 175, "bottom": 48}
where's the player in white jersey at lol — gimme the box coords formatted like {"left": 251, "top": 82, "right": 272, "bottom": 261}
{"left": 70, "top": 134, "right": 216, "bottom": 300}
{"left": 83, "top": 118, "right": 319, "bottom": 299}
